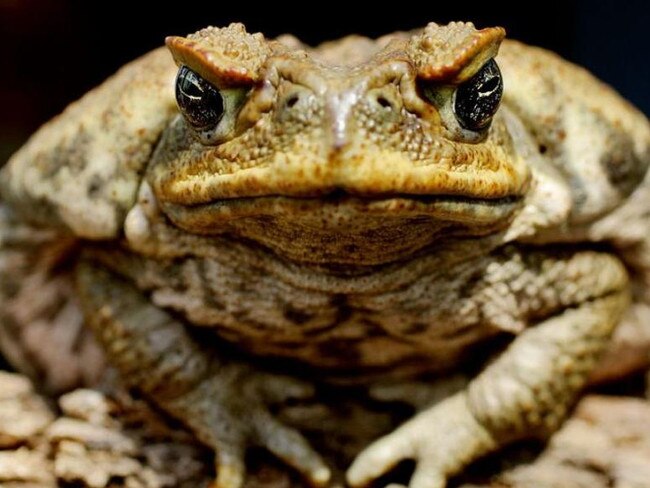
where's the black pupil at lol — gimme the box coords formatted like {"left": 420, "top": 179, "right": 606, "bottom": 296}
{"left": 453, "top": 59, "right": 503, "bottom": 131}
{"left": 175, "top": 66, "right": 224, "bottom": 130}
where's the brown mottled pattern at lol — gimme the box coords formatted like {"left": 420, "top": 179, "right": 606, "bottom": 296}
{"left": 84, "top": 242, "right": 627, "bottom": 381}
{"left": 1, "top": 21, "right": 649, "bottom": 488}
{"left": 0, "top": 48, "right": 177, "bottom": 239}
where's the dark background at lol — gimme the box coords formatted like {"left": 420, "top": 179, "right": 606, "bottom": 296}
{"left": 0, "top": 0, "right": 648, "bottom": 165}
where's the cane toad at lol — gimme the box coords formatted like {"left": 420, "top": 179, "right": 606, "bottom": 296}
{"left": 1, "top": 22, "right": 650, "bottom": 488}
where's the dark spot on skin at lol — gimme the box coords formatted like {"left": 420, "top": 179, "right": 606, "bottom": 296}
{"left": 166, "top": 272, "right": 189, "bottom": 294}
{"left": 568, "top": 175, "right": 589, "bottom": 209}
{"left": 246, "top": 318, "right": 279, "bottom": 332}
{"left": 457, "top": 268, "right": 484, "bottom": 299}
{"left": 437, "top": 322, "right": 477, "bottom": 340}
{"left": 0, "top": 278, "right": 20, "bottom": 298}
{"left": 538, "top": 144, "right": 547, "bottom": 154}
{"left": 299, "top": 294, "right": 353, "bottom": 337}
{"left": 283, "top": 306, "right": 314, "bottom": 325}
{"left": 402, "top": 322, "right": 430, "bottom": 335}
{"left": 599, "top": 139, "right": 646, "bottom": 197}
{"left": 229, "top": 314, "right": 277, "bottom": 333}
{"left": 332, "top": 293, "right": 353, "bottom": 324}
{"left": 358, "top": 318, "right": 384, "bottom": 336}
{"left": 196, "top": 260, "right": 225, "bottom": 310}
{"left": 273, "top": 340, "right": 305, "bottom": 350}
{"left": 230, "top": 310, "right": 248, "bottom": 323}
{"left": 87, "top": 176, "right": 103, "bottom": 198}
{"left": 603, "top": 155, "right": 632, "bottom": 185}
{"left": 317, "top": 339, "right": 362, "bottom": 363}
{"left": 203, "top": 291, "right": 226, "bottom": 311}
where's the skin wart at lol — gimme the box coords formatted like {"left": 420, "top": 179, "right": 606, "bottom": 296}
{"left": 1, "top": 21, "right": 650, "bottom": 488}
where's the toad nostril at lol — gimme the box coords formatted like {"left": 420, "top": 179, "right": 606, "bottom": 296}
{"left": 285, "top": 94, "right": 300, "bottom": 108}
{"left": 377, "top": 96, "right": 392, "bottom": 109}
{"left": 371, "top": 93, "right": 399, "bottom": 113}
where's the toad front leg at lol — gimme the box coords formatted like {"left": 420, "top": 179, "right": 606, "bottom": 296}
{"left": 348, "top": 250, "right": 630, "bottom": 488}
{"left": 76, "top": 261, "right": 331, "bottom": 488}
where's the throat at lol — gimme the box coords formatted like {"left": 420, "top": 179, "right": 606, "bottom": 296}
{"left": 98, "top": 232, "right": 507, "bottom": 379}
{"left": 229, "top": 215, "right": 458, "bottom": 266}
{"left": 100, "top": 232, "right": 508, "bottom": 379}
{"left": 227, "top": 211, "right": 515, "bottom": 267}
{"left": 160, "top": 194, "right": 521, "bottom": 266}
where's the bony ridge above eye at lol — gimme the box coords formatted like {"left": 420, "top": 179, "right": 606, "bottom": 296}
{"left": 175, "top": 66, "right": 224, "bottom": 130}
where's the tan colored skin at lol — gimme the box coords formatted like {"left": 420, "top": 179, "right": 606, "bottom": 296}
{"left": 1, "top": 22, "right": 650, "bottom": 488}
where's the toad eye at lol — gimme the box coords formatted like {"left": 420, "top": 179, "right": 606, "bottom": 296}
{"left": 175, "top": 66, "right": 224, "bottom": 130}
{"left": 453, "top": 59, "right": 503, "bottom": 131}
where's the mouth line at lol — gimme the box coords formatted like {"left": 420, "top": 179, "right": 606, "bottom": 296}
{"left": 160, "top": 191, "right": 524, "bottom": 230}
{"left": 181, "top": 190, "right": 523, "bottom": 208}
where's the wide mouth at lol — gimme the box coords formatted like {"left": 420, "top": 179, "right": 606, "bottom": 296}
{"left": 160, "top": 191, "right": 523, "bottom": 233}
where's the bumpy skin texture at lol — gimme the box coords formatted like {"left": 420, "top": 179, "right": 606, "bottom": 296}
{"left": 1, "top": 21, "right": 650, "bottom": 488}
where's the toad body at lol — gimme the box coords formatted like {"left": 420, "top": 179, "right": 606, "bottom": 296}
{"left": 1, "top": 22, "right": 650, "bottom": 488}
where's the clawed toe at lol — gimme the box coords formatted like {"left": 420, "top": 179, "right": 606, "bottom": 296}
{"left": 347, "top": 394, "right": 497, "bottom": 488}
{"left": 253, "top": 410, "right": 331, "bottom": 486}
